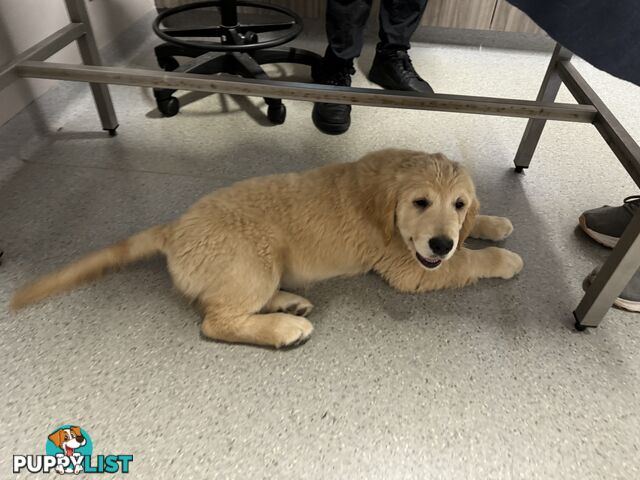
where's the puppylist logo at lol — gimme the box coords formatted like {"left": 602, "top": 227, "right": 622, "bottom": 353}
{"left": 13, "top": 425, "right": 133, "bottom": 474}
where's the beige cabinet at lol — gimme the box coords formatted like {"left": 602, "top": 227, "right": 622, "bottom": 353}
{"left": 156, "top": 0, "right": 544, "bottom": 35}
{"left": 286, "top": 0, "right": 544, "bottom": 35}
{"left": 421, "top": 0, "right": 496, "bottom": 30}
{"left": 422, "top": 0, "right": 543, "bottom": 33}
{"left": 491, "top": 0, "right": 543, "bottom": 33}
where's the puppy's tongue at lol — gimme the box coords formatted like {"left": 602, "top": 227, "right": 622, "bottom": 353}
{"left": 65, "top": 446, "right": 74, "bottom": 456}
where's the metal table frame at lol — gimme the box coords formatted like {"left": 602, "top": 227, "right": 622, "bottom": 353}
{"left": 2, "top": 0, "right": 640, "bottom": 330}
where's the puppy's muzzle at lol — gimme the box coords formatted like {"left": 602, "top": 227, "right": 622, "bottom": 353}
{"left": 416, "top": 235, "right": 455, "bottom": 269}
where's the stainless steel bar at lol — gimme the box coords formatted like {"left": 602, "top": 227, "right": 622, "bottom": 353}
{"left": 574, "top": 209, "right": 640, "bottom": 328}
{"left": 64, "top": 0, "right": 119, "bottom": 133}
{"left": 0, "top": 23, "right": 85, "bottom": 91}
{"left": 15, "top": 61, "right": 598, "bottom": 122}
{"left": 558, "top": 60, "right": 640, "bottom": 188}
{"left": 513, "top": 43, "right": 573, "bottom": 171}
{"left": 557, "top": 59, "right": 640, "bottom": 328}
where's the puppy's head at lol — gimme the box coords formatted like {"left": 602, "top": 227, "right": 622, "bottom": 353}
{"left": 362, "top": 150, "right": 478, "bottom": 270}
{"left": 48, "top": 426, "right": 86, "bottom": 452}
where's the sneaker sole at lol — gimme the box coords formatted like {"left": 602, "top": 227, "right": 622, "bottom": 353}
{"left": 613, "top": 297, "right": 640, "bottom": 312}
{"left": 578, "top": 214, "right": 619, "bottom": 248}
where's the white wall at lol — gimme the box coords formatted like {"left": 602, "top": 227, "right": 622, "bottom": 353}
{"left": 0, "top": 0, "right": 154, "bottom": 127}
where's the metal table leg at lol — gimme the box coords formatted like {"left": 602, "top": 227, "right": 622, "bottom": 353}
{"left": 555, "top": 57, "right": 640, "bottom": 329}
{"left": 575, "top": 209, "right": 640, "bottom": 329}
{"left": 513, "top": 44, "right": 572, "bottom": 172}
{"left": 64, "top": 0, "right": 119, "bottom": 135}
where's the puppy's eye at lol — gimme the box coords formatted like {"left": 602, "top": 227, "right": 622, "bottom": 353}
{"left": 455, "top": 199, "right": 466, "bottom": 210}
{"left": 413, "top": 198, "right": 431, "bottom": 209}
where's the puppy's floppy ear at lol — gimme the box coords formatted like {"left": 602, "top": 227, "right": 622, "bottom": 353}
{"left": 356, "top": 151, "right": 399, "bottom": 244}
{"left": 458, "top": 196, "right": 479, "bottom": 249}
{"left": 365, "top": 182, "right": 397, "bottom": 245}
{"left": 70, "top": 426, "right": 82, "bottom": 438}
{"left": 48, "top": 429, "right": 65, "bottom": 447}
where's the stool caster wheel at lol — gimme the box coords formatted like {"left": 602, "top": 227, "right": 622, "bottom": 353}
{"left": 243, "top": 32, "right": 258, "bottom": 44}
{"left": 158, "top": 96, "right": 180, "bottom": 117}
{"left": 158, "top": 56, "right": 179, "bottom": 71}
{"left": 267, "top": 104, "right": 286, "bottom": 124}
{"left": 514, "top": 166, "right": 525, "bottom": 174}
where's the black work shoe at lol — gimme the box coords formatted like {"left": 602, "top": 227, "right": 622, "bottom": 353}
{"left": 311, "top": 58, "right": 355, "bottom": 135}
{"left": 368, "top": 49, "right": 434, "bottom": 94}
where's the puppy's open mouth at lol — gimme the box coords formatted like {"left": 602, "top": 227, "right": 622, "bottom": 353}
{"left": 416, "top": 252, "right": 442, "bottom": 269}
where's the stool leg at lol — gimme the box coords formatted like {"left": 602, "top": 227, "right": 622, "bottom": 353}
{"left": 64, "top": 0, "right": 119, "bottom": 135}
{"left": 514, "top": 44, "right": 572, "bottom": 172}
{"left": 154, "top": 52, "right": 230, "bottom": 116}
{"left": 230, "top": 52, "right": 286, "bottom": 124}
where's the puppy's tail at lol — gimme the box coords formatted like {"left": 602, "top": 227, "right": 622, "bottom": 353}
{"left": 11, "top": 225, "right": 169, "bottom": 311}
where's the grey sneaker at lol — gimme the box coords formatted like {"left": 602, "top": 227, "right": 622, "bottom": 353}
{"left": 586, "top": 267, "right": 640, "bottom": 312}
{"left": 579, "top": 195, "right": 640, "bottom": 248}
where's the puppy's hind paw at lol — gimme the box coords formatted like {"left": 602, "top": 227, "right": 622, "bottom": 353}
{"left": 272, "top": 315, "right": 314, "bottom": 348}
{"left": 263, "top": 291, "right": 314, "bottom": 317}
{"left": 283, "top": 303, "right": 313, "bottom": 317}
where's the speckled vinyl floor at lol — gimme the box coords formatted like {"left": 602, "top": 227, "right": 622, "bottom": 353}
{"left": 1, "top": 19, "right": 640, "bottom": 480}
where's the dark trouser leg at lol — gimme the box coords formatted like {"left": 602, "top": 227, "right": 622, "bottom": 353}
{"left": 367, "top": 0, "right": 433, "bottom": 93}
{"left": 378, "top": 0, "right": 428, "bottom": 50}
{"left": 315, "top": 0, "right": 370, "bottom": 135}
{"left": 325, "top": 0, "right": 373, "bottom": 62}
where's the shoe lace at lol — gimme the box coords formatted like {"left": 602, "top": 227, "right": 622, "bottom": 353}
{"left": 324, "top": 66, "right": 355, "bottom": 87}
{"left": 389, "top": 50, "right": 420, "bottom": 80}
{"left": 623, "top": 195, "right": 640, "bottom": 214}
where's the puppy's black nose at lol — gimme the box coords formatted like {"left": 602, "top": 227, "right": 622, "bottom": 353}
{"left": 429, "top": 236, "right": 454, "bottom": 256}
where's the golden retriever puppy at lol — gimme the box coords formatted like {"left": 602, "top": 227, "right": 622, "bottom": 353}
{"left": 11, "top": 149, "right": 522, "bottom": 348}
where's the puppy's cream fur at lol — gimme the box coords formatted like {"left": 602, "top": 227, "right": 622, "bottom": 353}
{"left": 12, "top": 149, "right": 522, "bottom": 347}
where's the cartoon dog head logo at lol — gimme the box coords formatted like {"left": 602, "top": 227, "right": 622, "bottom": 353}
{"left": 48, "top": 426, "right": 86, "bottom": 456}
{"left": 45, "top": 425, "right": 92, "bottom": 474}
{"left": 13, "top": 425, "right": 132, "bottom": 475}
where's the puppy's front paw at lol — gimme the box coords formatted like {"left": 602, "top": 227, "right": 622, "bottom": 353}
{"left": 472, "top": 215, "right": 514, "bottom": 241}
{"left": 489, "top": 217, "right": 514, "bottom": 241}
{"left": 494, "top": 248, "right": 523, "bottom": 279}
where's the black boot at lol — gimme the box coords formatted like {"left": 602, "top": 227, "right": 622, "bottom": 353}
{"left": 368, "top": 48, "right": 434, "bottom": 94}
{"left": 311, "top": 51, "right": 356, "bottom": 135}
